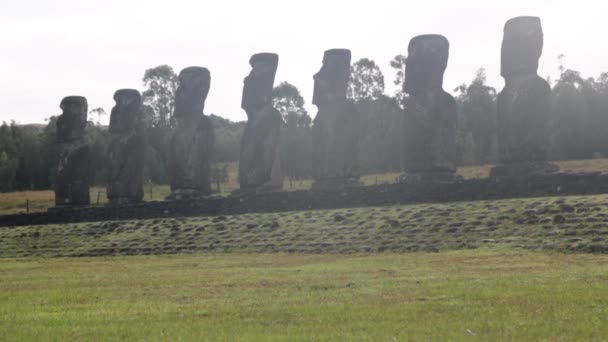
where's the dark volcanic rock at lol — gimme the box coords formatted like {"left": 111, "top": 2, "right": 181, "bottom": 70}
{"left": 55, "top": 96, "right": 91, "bottom": 206}
{"left": 553, "top": 215, "right": 567, "bottom": 224}
{"left": 107, "top": 89, "right": 145, "bottom": 205}
{"left": 168, "top": 67, "right": 214, "bottom": 199}
{"left": 400, "top": 35, "right": 459, "bottom": 183}
{"left": 333, "top": 214, "right": 346, "bottom": 222}
{"left": 491, "top": 16, "right": 557, "bottom": 179}
{"left": 239, "top": 53, "right": 283, "bottom": 192}
{"left": 311, "top": 49, "right": 361, "bottom": 191}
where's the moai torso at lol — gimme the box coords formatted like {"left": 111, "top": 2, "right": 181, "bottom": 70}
{"left": 107, "top": 89, "right": 144, "bottom": 204}
{"left": 55, "top": 96, "right": 90, "bottom": 206}
{"left": 239, "top": 53, "right": 283, "bottom": 191}
{"left": 168, "top": 67, "right": 214, "bottom": 198}
{"left": 311, "top": 49, "right": 361, "bottom": 188}
{"left": 401, "top": 35, "right": 458, "bottom": 180}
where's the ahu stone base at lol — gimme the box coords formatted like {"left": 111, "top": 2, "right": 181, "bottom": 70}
{"left": 3, "top": 172, "right": 608, "bottom": 228}
{"left": 311, "top": 178, "right": 364, "bottom": 193}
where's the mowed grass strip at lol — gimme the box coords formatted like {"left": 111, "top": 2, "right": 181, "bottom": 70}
{"left": 2, "top": 193, "right": 608, "bottom": 258}
{"left": 0, "top": 250, "right": 607, "bottom": 340}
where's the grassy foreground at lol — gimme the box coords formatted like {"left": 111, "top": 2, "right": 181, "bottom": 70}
{"left": 1, "top": 250, "right": 607, "bottom": 340}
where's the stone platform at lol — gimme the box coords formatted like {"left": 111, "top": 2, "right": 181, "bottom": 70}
{"left": 1, "top": 172, "right": 608, "bottom": 228}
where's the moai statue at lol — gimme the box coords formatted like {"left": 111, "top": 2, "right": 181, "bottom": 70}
{"left": 238, "top": 53, "right": 283, "bottom": 192}
{"left": 107, "top": 89, "right": 144, "bottom": 205}
{"left": 168, "top": 67, "right": 214, "bottom": 199}
{"left": 311, "top": 49, "right": 361, "bottom": 191}
{"left": 400, "top": 35, "right": 459, "bottom": 183}
{"left": 490, "top": 16, "right": 558, "bottom": 178}
{"left": 55, "top": 96, "right": 91, "bottom": 206}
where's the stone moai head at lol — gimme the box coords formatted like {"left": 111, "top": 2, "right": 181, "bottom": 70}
{"left": 313, "top": 49, "right": 351, "bottom": 106}
{"left": 173, "top": 67, "right": 211, "bottom": 119}
{"left": 501, "top": 16, "right": 543, "bottom": 78}
{"left": 57, "top": 96, "right": 88, "bottom": 143}
{"left": 242, "top": 53, "right": 279, "bottom": 112}
{"left": 109, "top": 89, "right": 142, "bottom": 134}
{"left": 404, "top": 34, "right": 449, "bottom": 96}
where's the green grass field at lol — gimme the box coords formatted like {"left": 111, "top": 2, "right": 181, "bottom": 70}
{"left": 1, "top": 250, "right": 607, "bottom": 340}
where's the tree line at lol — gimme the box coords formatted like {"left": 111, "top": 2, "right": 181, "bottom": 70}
{"left": 1, "top": 57, "right": 608, "bottom": 192}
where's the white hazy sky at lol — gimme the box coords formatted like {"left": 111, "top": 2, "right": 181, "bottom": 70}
{"left": 1, "top": 0, "right": 607, "bottom": 124}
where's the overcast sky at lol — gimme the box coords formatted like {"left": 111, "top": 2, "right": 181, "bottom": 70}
{"left": 1, "top": 0, "right": 607, "bottom": 125}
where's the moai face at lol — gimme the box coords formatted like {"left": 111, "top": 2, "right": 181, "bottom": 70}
{"left": 242, "top": 53, "right": 279, "bottom": 113}
{"left": 58, "top": 96, "right": 88, "bottom": 143}
{"left": 173, "top": 67, "right": 211, "bottom": 119}
{"left": 110, "top": 89, "right": 142, "bottom": 134}
{"left": 313, "top": 49, "right": 351, "bottom": 106}
{"left": 501, "top": 16, "right": 543, "bottom": 78}
{"left": 404, "top": 35, "right": 449, "bottom": 96}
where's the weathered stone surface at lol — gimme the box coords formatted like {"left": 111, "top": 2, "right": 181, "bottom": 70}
{"left": 168, "top": 67, "right": 214, "bottom": 199}
{"left": 239, "top": 53, "right": 283, "bottom": 192}
{"left": 311, "top": 49, "right": 361, "bottom": 191}
{"left": 492, "top": 16, "right": 557, "bottom": 179}
{"left": 401, "top": 34, "right": 459, "bottom": 183}
{"left": 107, "top": 89, "right": 144, "bottom": 205}
{"left": 55, "top": 96, "right": 91, "bottom": 206}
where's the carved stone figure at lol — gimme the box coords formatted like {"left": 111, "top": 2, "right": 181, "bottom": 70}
{"left": 311, "top": 49, "right": 361, "bottom": 191}
{"left": 55, "top": 96, "right": 91, "bottom": 206}
{"left": 238, "top": 53, "right": 283, "bottom": 192}
{"left": 107, "top": 89, "right": 144, "bottom": 205}
{"left": 168, "top": 67, "right": 214, "bottom": 199}
{"left": 401, "top": 35, "right": 459, "bottom": 183}
{"left": 491, "top": 16, "right": 558, "bottom": 178}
